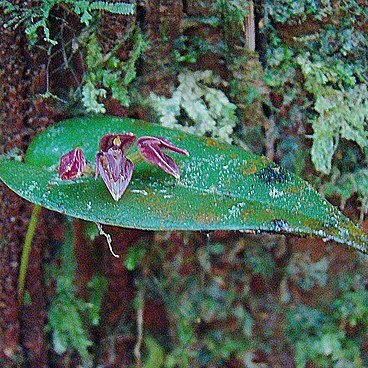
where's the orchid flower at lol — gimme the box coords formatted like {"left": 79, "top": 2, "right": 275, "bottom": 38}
{"left": 137, "top": 136, "right": 189, "bottom": 179}
{"left": 58, "top": 147, "right": 86, "bottom": 180}
{"left": 99, "top": 132, "right": 136, "bottom": 152}
{"left": 95, "top": 133, "right": 136, "bottom": 201}
{"left": 58, "top": 133, "right": 189, "bottom": 201}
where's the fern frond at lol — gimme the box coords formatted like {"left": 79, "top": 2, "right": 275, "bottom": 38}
{"left": 0, "top": 0, "right": 18, "bottom": 13}
{"left": 0, "top": 1, "right": 32, "bottom": 30}
{"left": 1, "top": 0, "right": 135, "bottom": 45}
{"left": 88, "top": 1, "right": 134, "bottom": 15}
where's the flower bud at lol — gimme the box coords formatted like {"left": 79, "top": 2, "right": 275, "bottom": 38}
{"left": 58, "top": 147, "right": 86, "bottom": 180}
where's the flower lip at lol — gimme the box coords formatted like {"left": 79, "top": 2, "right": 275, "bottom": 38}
{"left": 95, "top": 148, "right": 134, "bottom": 201}
{"left": 99, "top": 133, "right": 136, "bottom": 153}
{"left": 137, "top": 136, "right": 189, "bottom": 179}
{"left": 58, "top": 147, "right": 86, "bottom": 180}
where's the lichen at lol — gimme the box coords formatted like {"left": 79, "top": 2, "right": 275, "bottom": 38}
{"left": 150, "top": 70, "right": 238, "bottom": 144}
{"left": 287, "top": 252, "right": 329, "bottom": 290}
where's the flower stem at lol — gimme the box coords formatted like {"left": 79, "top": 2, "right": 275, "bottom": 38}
{"left": 134, "top": 285, "right": 144, "bottom": 368}
{"left": 18, "top": 204, "right": 42, "bottom": 304}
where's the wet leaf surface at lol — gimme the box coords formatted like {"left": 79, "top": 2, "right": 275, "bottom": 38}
{"left": 0, "top": 117, "right": 367, "bottom": 253}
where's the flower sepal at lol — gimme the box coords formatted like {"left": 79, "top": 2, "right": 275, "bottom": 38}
{"left": 58, "top": 147, "right": 86, "bottom": 180}
{"left": 137, "top": 136, "right": 189, "bottom": 179}
{"left": 95, "top": 148, "right": 134, "bottom": 201}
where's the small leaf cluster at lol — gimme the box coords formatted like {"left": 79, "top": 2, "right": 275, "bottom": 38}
{"left": 297, "top": 56, "right": 368, "bottom": 175}
{"left": 81, "top": 27, "right": 146, "bottom": 113}
{"left": 265, "top": 0, "right": 334, "bottom": 23}
{"left": 141, "top": 234, "right": 266, "bottom": 367}
{"left": 264, "top": 0, "right": 368, "bottom": 219}
{"left": 124, "top": 241, "right": 147, "bottom": 271}
{"left": 286, "top": 252, "right": 329, "bottom": 291}
{"left": 0, "top": 0, "right": 134, "bottom": 46}
{"left": 214, "top": 0, "right": 249, "bottom": 26}
{"left": 46, "top": 220, "right": 107, "bottom": 365}
{"left": 323, "top": 168, "right": 368, "bottom": 221}
{"left": 150, "top": 70, "right": 238, "bottom": 143}
{"left": 143, "top": 336, "right": 166, "bottom": 368}
{"left": 286, "top": 274, "right": 368, "bottom": 367}
{"left": 1, "top": 0, "right": 143, "bottom": 115}
{"left": 173, "top": 36, "right": 224, "bottom": 65}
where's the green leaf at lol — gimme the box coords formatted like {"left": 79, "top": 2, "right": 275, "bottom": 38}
{"left": 0, "top": 117, "right": 367, "bottom": 253}
{"left": 143, "top": 336, "right": 165, "bottom": 368}
{"left": 124, "top": 243, "right": 147, "bottom": 270}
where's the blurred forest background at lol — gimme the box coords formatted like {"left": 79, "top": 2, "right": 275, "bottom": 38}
{"left": 0, "top": 1, "right": 368, "bottom": 367}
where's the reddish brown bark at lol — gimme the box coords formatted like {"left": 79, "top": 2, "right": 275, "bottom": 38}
{"left": 0, "top": 8, "right": 55, "bottom": 366}
{"left": 95, "top": 227, "right": 147, "bottom": 367}
{"left": 0, "top": 189, "right": 26, "bottom": 366}
{"left": 140, "top": 0, "right": 184, "bottom": 96}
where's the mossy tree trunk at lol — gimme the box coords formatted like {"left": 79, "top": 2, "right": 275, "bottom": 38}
{"left": 1, "top": 1, "right": 367, "bottom": 367}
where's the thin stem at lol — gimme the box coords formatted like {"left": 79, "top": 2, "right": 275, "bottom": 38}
{"left": 18, "top": 204, "right": 42, "bottom": 303}
{"left": 134, "top": 286, "right": 144, "bottom": 368}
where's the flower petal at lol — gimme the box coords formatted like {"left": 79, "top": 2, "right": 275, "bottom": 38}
{"left": 95, "top": 150, "right": 134, "bottom": 201}
{"left": 137, "top": 137, "right": 189, "bottom": 179}
{"left": 99, "top": 133, "right": 136, "bottom": 153}
{"left": 58, "top": 147, "right": 86, "bottom": 180}
{"left": 138, "top": 136, "right": 189, "bottom": 156}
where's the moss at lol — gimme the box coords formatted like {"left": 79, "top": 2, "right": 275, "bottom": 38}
{"left": 285, "top": 272, "right": 368, "bottom": 367}
{"left": 46, "top": 219, "right": 107, "bottom": 365}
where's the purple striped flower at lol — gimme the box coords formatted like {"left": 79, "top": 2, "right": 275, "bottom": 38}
{"left": 137, "top": 136, "right": 189, "bottom": 179}
{"left": 99, "top": 132, "right": 136, "bottom": 152}
{"left": 95, "top": 133, "right": 136, "bottom": 201}
{"left": 60, "top": 133, "right": 189, "bottom": 201}
{"left": 58, "top": 147, "right": 86, "bottom": 180}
